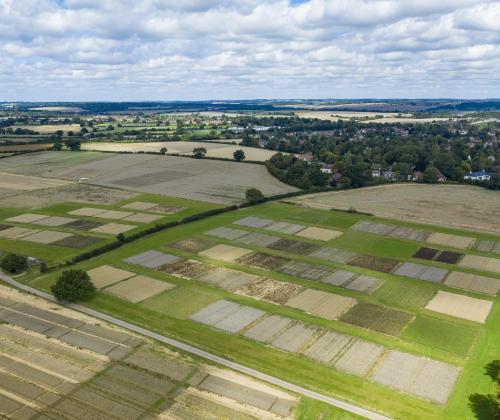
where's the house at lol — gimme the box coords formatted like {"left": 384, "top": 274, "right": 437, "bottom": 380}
{"left": 436, "top": 170, "right": 447, "bottom": 183}
{"left": 298, "top": 153, "right": 314, "bottom": 163}
{"left": 320, "top": 163, "right": 333, "bottom": 174}
{"left": 411, "top": 171, "right": 423, "bottom": 181}
{"left": 464, "top": 171, "right": 491, "bottom": 181}
{"left": 371, "top": 165, "right": 381, "bottom": 178}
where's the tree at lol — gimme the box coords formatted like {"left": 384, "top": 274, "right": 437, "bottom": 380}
{"left": 469, "top": 360, "right": 500, "bottom": 419}
{"left": 65, "top": 138, "right": 81, "bottom": 151}
{"left": 423, "top": 166, "right": 439, "bottom": 183}
{"left": 53, "top": 141, "right": 63, "bottom": 151}
{"left": 51, "top": 269, "right": 96, "bottom": 302}
{"left": 0, "top": 253, "right": 28, "bottom": 274}
{"left": 160, "top": 147, "right": 167, "bottom": 155}
{"left": 233, "top": 149, "right": 246, "bottom": 161}
{"left": 193, "top": 147, "right": 207, "bottom": 159}
{"left": 245, "top": 188, "right": 264, "bottom": 204}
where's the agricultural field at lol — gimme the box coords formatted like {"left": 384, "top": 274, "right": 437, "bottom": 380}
{"left": 293, "top": 110, "right": 450, "bottom": 123}
{"left": 289, "top": 184, "right": 500, "bottom": 234}
{"left": 25, "top": 200, "right": 500, "bottom": 420}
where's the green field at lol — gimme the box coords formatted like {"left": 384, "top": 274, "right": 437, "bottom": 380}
{"left": 21, "top": 202, "right": 500, "bottom": 419}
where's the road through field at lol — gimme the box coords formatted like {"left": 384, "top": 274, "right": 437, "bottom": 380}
{"left": 0, "top": 271, "right": 391, "bottom": 420}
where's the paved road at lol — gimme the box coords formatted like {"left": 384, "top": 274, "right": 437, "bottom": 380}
{"left": 0, "top": 271, "right": 392, "bottom": 420}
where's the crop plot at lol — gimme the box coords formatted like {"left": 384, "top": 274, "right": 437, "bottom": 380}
{"left": 393, "top": 262, "right": 448, "bottom": 283}
{"left": 321, "top": 270, "right": 357, "bottom": 286}
{"left": 352, "top": 220, "right": 429, "bottom": 241}
{"left": 68, "top": 207, "right": 107, "bottom": 217}
{"left": 0, "top": 226, "right": 40, "bottom": 239}
{"left": 425, "top": 291, "right": 493, "bottom": 323}
{"left": 345, "top": 275, "right": 381, "bottom": 293}
{"left": 205, "top": 226, "right": 248, "bottom": 240}
{"left": 95, "top": 209, "right": 133, "bottom": 220}
{"left": 286, "top": 289, "right": 356, "bottom": 320}
{"left": 105, "top": 275, "right": 175, "bottom": 303}
{"left": 435, "top": 251, "right": 463, "bottom": 264}
{"left": 296, "top": 226, "right": 343, "bottom": 241}
{"left": 413, "top": 247, "right": 439, "bottom": 260}
{"left": 268, "top": 238, "right": 320, "bottom": 255}
{"left": 243, "top": 315, "right": 294, "bottom": 343}
{"left": 279, "top": 261, "right": 332, "bottom": 280}
{"left": 198, "top": 267, "right": 260, "bottom": 292}
{"left": 374, "top": 281, "right": 436, "bottom": 308}
{"left": 120, "top": 201, "right": 158, "bottom": 211}
{"left": 265, "top": 221, "right": 305, "bottom": 234}
{"left": 33, "top": 216, "right": 75, "bottom": 227}
{"left": 125, "top": 350, "right": 194, "bottom": 381}
{"left": 5, "top": 213, "right": 49, "bottom": 223}
{"left": 87, "top": 265, "right": 136, "bottom": 289}
{"left": 91, "top": 222, "right": 136, "bottom": 235}
{"left": 169, "top": 237, "right": 215, "bottom": 253}
{"left": 334, "top": 340, "right": 385, "bottom": 376}
{"left": 371, "top": 350, "right": 460, "bottom": 404}
{"left": 52, "top": 234, "right": 102, "bottom": 249}
{"left": 426, "top": 232, "right": 476, "bottom": 249}
{"left": 199, "top": 244, "right": 252, "bottom": 262}
{"left": 444, "top": 271, "right": 500, "bottom": 295}
{"left": 65, "top": 219, "right": 104, "bottom": 230}
{"left": 349, "top": 254, "right": 400, "bottom": 273}
{"left": 270, "top": 322, "right": 318, "bottom": 352}
{"left": 459, "top": 254, "right": 500, "bottom": 275}
{"left": 159, "top": 259, "right": 216, "bottom": 279}
{"left": 308, "top": 246, "right": 357, "bottom": 263}
{"left": 236, "top": 278, "right": 303, "bottom": 304}
{"left": 302, "top": 330, "right": 352, "bottom": 364}
{"left": 474, "top": 240, "right": 500, "bottom": 254}
{"left": 23, "top": 230, "right": 72, "bottom": 244}
{"left": 340, "top": 302, "right": 413, "bottom": 335}
{"left": 212, "top": 306, "right": 266, "bottom": 333}
{"left": 122, "top": 213, "right": 163, "bottom": 223}
{"left": 238, "top": 232, "right": 281, "bottom": 247}
{"left": 236, "top": 252, "right": 290, "bottom": 270}
{"left": 234, "top": 216, "right": 274, "bottom": 228}
{"left": 123, "top": 250, "right": 180, "bottom": 268}
{"left": 353, "top": 221, "right": 397, "bottom": 235}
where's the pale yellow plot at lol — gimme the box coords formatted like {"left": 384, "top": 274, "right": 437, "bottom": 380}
{"left": 459, "top": 254, "right": 500, "bottom": 275}
{"left": 426, "top": 232, "right": 476, "bottom": 249}
{"left": 287, "top": 289, "right": 356, "bottom": 320}
{"left": 295, "top": 226, "right": 343, "bottom": 241}
{"left": 105, "top": 275, "right": 175, "bottom": 303}
{"left": 90, "top": 223, "right": 136, "bottom": 235}
{"left": 5, "top": 213, "right": 49, "bottom": 223}
{"left": 444, "top": 271, "right": 500, "bottom": 296}
{"left": 425, "top": 291, "right": 493, "bottom": 323}
{"left": 122, "top": 213, "right": 163, "bottom": 223}
{"left": 0, "top": 226, "right": 41, "bottom": 239}
{"left": 199, "top": 244, "right": 253, "bottom": 262}
{"left": 87, "top": 265, "right": 136, "bottom": 289}
{"left": 0, "top": 172, "right": 69, "bottom": 191}
{"left": 120, "top": 201, "right": 158, "bottom": 211}
{"left": 97, "top": 210, "right": 134, "bottom": 220}
{"left": 68, "top": 207, "right": 107, "bottom": 217}
{"left": 23, "top": 230, "right": 72, "bottom": 244}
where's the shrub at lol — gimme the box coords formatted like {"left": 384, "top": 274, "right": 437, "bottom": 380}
{"left": 51, "top": 269, "right": 96, "bottom": 302}
{"left": 233, "top": 149, "right": 246, "bottom": 161}
{"left": 245, "top": 188, "right": 265, "bottom": 204}
{"left": 0, "top": 253, "right": 28, "bottom": 274}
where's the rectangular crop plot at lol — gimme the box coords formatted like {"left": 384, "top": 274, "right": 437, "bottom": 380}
{"left": 23, "top": 230, "right": 72, "bottom": 244}
{"left": 425, "top": 291, "right": 493, "bottom": 323}
{"left": 474, "top": 240, "right": 495, "bottom": 253}
{"left": 418, "top": 266, "right": 449, "bottom": 283}
{"left": 444, "top": 271, "right": 500, "bottom": 296}
{"left": 352, "top": 221, "right": 396, "bottom": 235}
{"left": 413, "top": 247, "right": 439, "bottom": 260}
{"left": 349, "top": 254, "right": 400, "bottom": 273}
{"left": 308, "top": 247, "right": 357, "bottom": 263}
{"left": 96, "top": 209, "right": 133, "bottom": 220}
{"left": 287, "top": 289, "right": 356, "bottom": 320}
{"left": 190, "top": 300, "right": 242, "bottom": 325}
{"left": 238, "top": 232, "right": 281, "bottom": 247}
{"left": 169, "top": 237, "right": 215, "bottom": 253}
{"left": 234, "top": 216, "right": 274, "bottom": 228}
{"left": 243, "top": 315, "right": 294, "bottom": 342}
{"left": 149, "top": 204, "right": 183, "bottom": 214}
{"left": 302, "top": 331, "right": 352, "bottom": 364}
{"left": 123, "top": 250, "right": 180, "bottom": 268}
{"left": 159, "top": 259, "right": 215, "bottom": 279}
{"left": 265, "top": 221, "right": 306, "bottom": 235}
{"left": 0, "top": 226, "right": 40, "bottom": 239}
{"left": 334, "top": 340, "right": 385, "bottom": 377}
{"left": 435, "top": 251, "right": 463, "bottom": 264}
{"left": 52, "top": 234, "right": 102, "bottom": 249}
{"left": 393, "top": 262, "right": 426, "bottom": 278}
{"left": 268, "top": 238, "right": 320, "bottom": 255}
{"left": 426, "top": 232, "right": 476, "bottom": 249}
{"left": 236, "top": 252, "right": 290, "bottom": 270}
{"left": 213, "top": 306, "right": 265, "bottom": 333}
{"left": 394, "top": 262, "right": 448, "bottom": 283}
{"left": 296, "top": 226, "right": 343, "bottom": 241}
{"left": 340, "top": 302, "right": 413, "bottom": 335}
{"left": 91, "top": 222, "right": 136, "bottom": 235}
{"left": 105, "top": 275, "right": 175, "bottom": 303}
{"left": 459, "top": 254, "right": 500, "bottom": 275}
{"left": 199, "top": 244, "right": 252, "bottom": 262}
{"left": 236, "top": 278, "right": 303, "bottom": 304}
{"left": 120, "top": 201, "right": 158, "bottom": 211}
{"left": 5, "top": 213, "right": 49, "bottom": 223}
{"left": 68, "top": 207, "right": 107, "bottom": 217}
{"left": 321, "top": 270, "right": 357, "bottom": 286}
{"left": 87, "top": 265, "right": 136, "bottom": 289}
{"left": 345, "top": 275, "right": 381, "bottom": 294}
{"left": 280, "top": 261, "right": 332, "bottom": 280}
{"left": 122, "top": 213, "right": 163, "bottom": 223}
{"left": 371, "top": 350, "right": 460, "bottom": 404}
{"left": 205, "top": 227, "right": 248, "bottom": 240}
{"left": 33, "top": 216, "right": 75, "bottom": 227}
{"left": 65, "top": 219, "right": 104, "bottom": 230}
{"left": 198, "top": 267, "right": 260, "bottom": 292}
{"left": 271, "top": 322, "right": 318, "bottom": 352}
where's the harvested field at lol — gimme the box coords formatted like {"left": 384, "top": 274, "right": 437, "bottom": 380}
{"left": 236, "top": 278, "right": 303, "bottom": 304}
{"left": 270, "top": 322, "right": 318, "bottom": 352}
{"left": 65, "top": 219, "right": 103, "bottom": 230}
{"left": 435, "top": 251, "right": 463, "bottom": 264}
{"left": 345, "top": 275, "right": 381, "bottom": 294}
{"left": 426, "top": 232, "right": 476, "bottom": 250}
{"left": 236, "top": 252, "right": 290, "bottom": 270}
{"left": 234, "top": 216, "right": 274, "bottom": 228}
{"left": 105, "top": 275, "right": 175, "bottom": 303}
{"left": 243, "top": 315, "right": 294, "bottom": 343}
{"left": 198, "top": 267, "right": 260, "bottom": 292}
{"left": 334, "top": 340, "right": 385, "bottom": 377}
{"left": 371, "top": 350, "right": 460, "bottom": 404}
{"left": 213, "top": 306, "right": 266, "bottom": 333}
{"left": 296, "top": 226, "right": 343, "bottom": 241}
{"left": 159, "top": 259, "right": 215, "bottom": 279}
{"left": 90, "top": 222, "right": 136, "bottom": 235}
{"left": 6, "top": 213, "right": 49, "bottom": 223}
{"left": 52, "top": 234, "right": 102, "bottom": 249}
{"left": 0, "top": 226, "right": 39, "bottom": 239}
{"left": 68, "top": 207, "right": 107, "bottom": 217}
{"left": 238, "top": 232, "right": 281, "bottom": 247}
{"left": 425, "top": 291, "right": 493, "bottom": 323}
{"left": 349, "top": 254, "right": 400, "bottom": 273}
{"left": 265, "top": 221, "right": 305, "bottom": 234}
{"left": 459, "top": 254, "right": 500, "bottom": 275}
{"left": 199, "top": 244, "right": 252, "bottom": 263}
{"left": 87, "top": 265, "right": 136, "bottom": 289}
{"left": 340, "top": 302, "right": 413, "bottom": 335}
{"left": 308, "top": 246, "right": 357, "bottom": 263}
{"left": 289, "top": 184, "right": 500, "bottom": 234}
{"left": 286, "top": 289, "right": 356, "bottom": 320}
{"left": 23, "top": 230, "right": 72, "bottom": 244}
{"left": 302, "top": 331, "right": 352, "bottom": 364}
{"left": 393, "top": 262, "right": 448, "bottom": 283}
{"left": 280, "top": 261, "right": 332, "bottom": 280}
{"left": 122, "top": 213, "right": 163, "bottom": 223}
{"left": 413, "top": 247, "right": 439, "bottom": 260}
{"left": 33, "top": 216, "right": 75, "bottom": 227}
{"left": 444, "top": 271, "right": 500, "bottom": 296}
{"left": 0, "top": 172, "right": 69, "bottom": 192}
{"left": 123, "top": 250, "right": 180, "bottom": 268}
{"left": 268, "top": 238, "right": 320, "bottom": 255}
{"left": 16, "top": 123, "right": 81, "bottom": 134}
{"left": 205, "top": 227, "right": 248, "bottom": 240}
{"left": 169, "top": 237, "right": 215, "bottom": 253}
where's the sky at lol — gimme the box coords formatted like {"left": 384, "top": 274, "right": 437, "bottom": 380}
{"left": 1, "top": 0, "right": 499, "bottom": 101}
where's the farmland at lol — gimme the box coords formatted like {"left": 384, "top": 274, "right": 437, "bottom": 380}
{"left": 18, "top": 199, "right": 499, "bottom": 420}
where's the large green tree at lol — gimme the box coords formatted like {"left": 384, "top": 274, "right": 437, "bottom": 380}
{"left": 51, "top": 269, "right": 96, "bottom": 302}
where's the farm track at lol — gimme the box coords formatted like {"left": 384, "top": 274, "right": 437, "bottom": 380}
{"left": 0, "top": 270, "right": 392, "bottom": 420}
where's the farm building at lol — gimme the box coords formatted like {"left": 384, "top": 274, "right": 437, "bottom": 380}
{"left": 464, "top": 170, "right": 491, "bottom": 181}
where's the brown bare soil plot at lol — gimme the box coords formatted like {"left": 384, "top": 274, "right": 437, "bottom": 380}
{"left": 169, "top": 237, "right": 215, "bottom": 253}
{"left": 236, "top": 278, "right": 304, "bottom": 304}
{"left": 199, "top": 244, "right": 252, "bottom": 263}
{"left": 435, "top": 251, "right": 463, "bottom": 264}
{"left": 0, "top": 226, "right": 40, "bottom": 239}
{"left": 105, "top": 275, "right": 175, "bottom": 303}
{"left": 23, "top": 230, "right": 72, "bottom": 244}
{"left": 426, "top": 232, "right": 476, "bottom": 250}
{"left": 349, "top": 254, "right": 400, "bottom": 273}
{"left": 6, "top": 213, "right": 49, "bottom": 223}
{"left": 236, "top": 252, "right": 290, "bottom": 270}
{"left": 425, "top": 291, "right": 493, "bottom": 323}
{"left": 91, "top": 223, "right": 136, "bottom": 235}
{"left": 87, "top": 265, "right": 136, "bottom": 289}
{"left": 159, "top": 259, "right": 215, "bottom": 279}
{"left": 268, "top": 238, "right": 320, "bottom": 255}
{"left": 53, "top": 235, "right": 102, "bottom": 249}
{"left": 287, "top": 289, "right": 356, "bottom": 320}
{"left": 413, "top": 247, "right": 439, "bottom": 260}
{"left": 296, "top": 226, "right": 343, "bottom": 241}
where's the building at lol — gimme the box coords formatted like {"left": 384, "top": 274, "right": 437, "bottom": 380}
{"left": 464, "top": 171, "right": 491, "bottom": 181}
